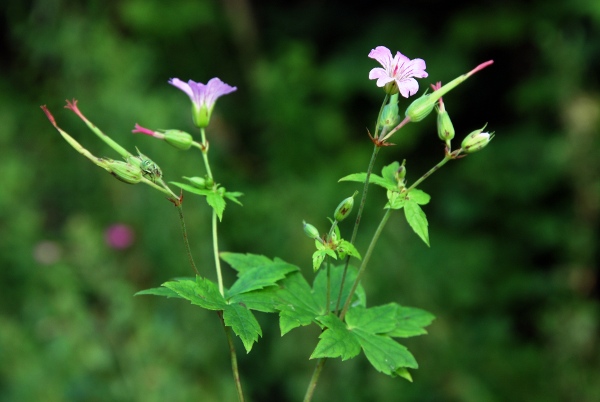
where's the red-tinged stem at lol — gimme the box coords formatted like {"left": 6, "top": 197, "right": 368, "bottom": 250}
{"left": 467, "top": 60, "right": 494, "bottom": 77}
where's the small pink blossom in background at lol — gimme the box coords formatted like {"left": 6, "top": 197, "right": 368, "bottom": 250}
{"left": 168, "top": 78, "right": 237, "bottom": 111}
{"left": 368, "top": 46, "right": 428, "bottom": 98}
{"left": 105, "top": 224, "right": 135, "bottom": 249}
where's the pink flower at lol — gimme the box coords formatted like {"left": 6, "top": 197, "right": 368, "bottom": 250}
{"left": 368, "top": 46, "right": 428, "bottom": 98}
{"left": 105, "top": 224, "right": 135, "bottom": 249}
{"left": 169, "top": 77, "right": 237, "bottom": 127}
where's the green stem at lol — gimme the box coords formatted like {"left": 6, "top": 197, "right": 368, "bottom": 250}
{"left": 176, "top": 205, "right": 199, "bottom": 276}
{"left": 213, "top": 209, "right": 224, "bottom": 296}
{"left": 406, "top": 152, "right": 455, "bottom": 192}
{"left": 340, "top": 208, "right": 391, "bottom": 320}
{"left": 303, "top": 358, "right": 327, "bottom": 402}
{"left": 334, "top": 144, "right": 380, "bottom": 313}
{"left": 200, "top": 128, "right": 214, "bottom": 179}
{"left": 326, "top": 259, "right": 331, "bottom": 313}
{"left": 220, "top": 313, "right": 245, "bottom": 402}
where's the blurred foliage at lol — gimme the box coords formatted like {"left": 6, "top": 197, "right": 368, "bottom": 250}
{"left": 1, "top": 0, "right": 599, "bottom": 401}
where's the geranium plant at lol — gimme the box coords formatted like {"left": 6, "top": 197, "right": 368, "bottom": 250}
{"left": 42, "top": 45, "right": 494, "bottom": 401}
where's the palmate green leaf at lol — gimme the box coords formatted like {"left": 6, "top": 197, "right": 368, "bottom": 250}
{"left": 313, "top": 305, "right": 419, "bottom": 377}
{"left": 275, "top": 266, "right": 366, "bottom": 335}
{"left": 135, "top": 286, "right": 181, "bottom": 298}
{"left": 337, "top": 239, "right": 361, "bottom": 260}
{"left": 311, "top": 314, "right": 361, "bottom": 360}
{"left": 170, "top": 181, "right": 213, "bottom": 196}
{"left": 352, "top": 328, "right": 418, "bottom": 375}
{"left": 406, "top": 188, "right": 430, "bottom": 205}
{"left": 163, "top": 277, "right": 227, "bottom": 310}
{"left": 224, "top": 191, "right": 244, "bottom": 206}
{"left": 338, "top": 172, "right": 396, "bottom": 191}
{"left": 404, "top": 199, "right": 430, "bottom": 246}
{"left": 206, "top": 192, "right": 226, "bottom": 221}
{"left": 226, "top": 259, "right": 298, "bottom": 297}
{"left": 381, "top": 161, "right": 401, "bottom": 183}
{"left": 345, "top": 304, "right": 397, "bottom": 334}
{"left": 387, "top": 305, "right": 436, "bottom": 338}
{"left": 228, "top": 286, "right": 280, "bottom": 313}
{"left": 223, "top": 302, "right": 262, "bottom": 353}
{"left": 313, "top": 265, "right": 366, "bottom": 313}
{"left": 386, "top": 190, "right": 407, "bottom": 210}
{"left": 276, "top": 272, "right": 322, "bottom": 335}
{"left": 221, "top": 252, "right": 273, "bottom": 274}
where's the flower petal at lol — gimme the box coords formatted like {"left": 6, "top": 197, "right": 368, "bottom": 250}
{"left": 396, "top": 77, "right": 420, "bottom": 98}
{"left": 168, "top": 78, "right": 194, "bottom": 99}
{"left": 368, "top": 46, "right": 393, "bottom": 71}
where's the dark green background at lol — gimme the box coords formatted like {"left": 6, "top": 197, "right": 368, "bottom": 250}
{"left": 1, "top": 0, "right": 599, "bottom": 401}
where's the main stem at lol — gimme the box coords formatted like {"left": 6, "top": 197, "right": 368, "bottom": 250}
{"left": 340, "top": 208, "right": 391, "bottom": 320}
{"left": 198, "top": 127, "right": 243, "bottom": 401}
{"left": 303, "top": 358, "right": 327, "bottom": 402}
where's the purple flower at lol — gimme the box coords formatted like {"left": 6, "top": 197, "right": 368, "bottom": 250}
{"left": 169, "top": 78, "right": 237, "bottom": 128}
{"left": 105, "top": 224, "right": 135, "bottom": 250}
{"left": 368, "top": 46, "right": 428, "bottom": 98}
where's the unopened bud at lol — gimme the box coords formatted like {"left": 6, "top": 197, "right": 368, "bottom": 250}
{"left": 303, "top": 221, "right": 320, "bottom": 239}
{"left": 106, "top": 160, "right": 143, "bottom": 184}
{"left": 405, "top": 93, "right": 436, "bottom": 122}
{"left": 334, "top": 192, "right": 357, "bottom": 222}
{"left": 163, "top": 129, "right": 194, "bottom": 150}
{"left": 437, "top": 110, "right": 455, "bottom": 141}
{"left": 378, "top": 94, "right": 400, "bottom": 129}
{"left": 461, "top": 126, "right": 494, "bottom": 153}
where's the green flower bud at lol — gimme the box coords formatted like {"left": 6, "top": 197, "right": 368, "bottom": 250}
{"left": 218, "top": 186, "right": 226, "bottom": 196}
{"left": 437, "top": 110, "right": 455, "bottom": 142}
{"left": 334, "top": 192, "right": 357, "bottom": 222}
{"left": 378, "top": 94, "right": 400, "bottom": 129}
{"left": 303, "top": 221, "right": 320, "bottom": 239}
{"left": 405, "top": 93, "right": 436, "bottom": 122}
{"left": 163, "top": 129, "right": 194, "bottom": 150}
{"left": 461, "top": 126, "right": 494, "bottom": 153}
{"left": 204, "top": 176, "right": 214, "bottom": 189}
{"left": 106, "top": 160, "right": 143, "bottom": 184}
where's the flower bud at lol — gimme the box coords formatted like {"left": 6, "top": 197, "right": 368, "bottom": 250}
{"left": 437, "top": 110, "right": 455, "bottom": 142}
{"left": 378, "top": 94, "right": 400, "bottom": 129}
{"left": 106, "top": 160, "right": 143, "bottom": 184}
{"left": 333, "top": 192, "right": 357, "bottom": 222}
{"left": 405, "top": 93, "right": 436, "bottom": 122}
{"left": 163, "top": 129, "right": 194, "bottom": 150}
{"left": 303, "top": 221, "right": 320, "bottom": 239}
{"left": 461, "top": 126, "right": 494, "bottom": 153}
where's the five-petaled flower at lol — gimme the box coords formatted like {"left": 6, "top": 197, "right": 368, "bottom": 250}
{"left": 368, "top": 46, "right": 428, "bottom": 98}
{"left": 169, "top": 77, "right": 237, "bottom": 128}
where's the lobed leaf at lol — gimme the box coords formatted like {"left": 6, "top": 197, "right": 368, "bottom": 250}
{"left": 353, "top": 329, "right": 418, "bottom": 375}
{"left": 206, "top": 192, "right": 226, "bottom": 221}
{"left": 135, "top": 287, "right": 181, "bottom": 298}
{"left": 223, "top": 303, "right": 262, "bottom": 353}
{"left": 227, "top": 260, "right": 298, "bottom": 297}
{"left": 311, "top": 314, "right": 361, "bottom": 360}
{"left": 404, "top": 199, "right": 430, "bottom": 246}
{"left": 338, "top": 172, "right": 396, "bottom": 191}
{"left": 170, "top": 181, "right": 212, "bottom": 196}
{"left": 163, "top": 277, "right": 227, "bottom": 310}
{"left": 387, "top": 305, "right": 436, "bottom": 338}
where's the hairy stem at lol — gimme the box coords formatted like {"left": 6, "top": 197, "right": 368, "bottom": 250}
{"left": 220, "top": 312, "right": 245, "bottom": 402}
{"left": 176, "top": 205, "right": 199, "bottom": 276}
{"left": 340, "top": 208, "right": 391, "bottom": 320}
{"left": 303, "top": 358, "right": 327, "bottom": 402}
{"left": 213, "top": 209, "right": 224, "bottom": 295}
